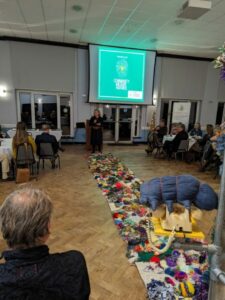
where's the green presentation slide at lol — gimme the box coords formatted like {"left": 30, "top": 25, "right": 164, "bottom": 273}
{"left": 98, "top": 47, "right": 146, "bottom": 102}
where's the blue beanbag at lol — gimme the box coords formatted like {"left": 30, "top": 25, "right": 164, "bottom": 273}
{"left": 140, "top": 175, "right": 218, "bottom": 212}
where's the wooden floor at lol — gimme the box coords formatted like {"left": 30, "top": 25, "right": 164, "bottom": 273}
{"left": 0, "top": 144, "right": 223, "bottom": 299}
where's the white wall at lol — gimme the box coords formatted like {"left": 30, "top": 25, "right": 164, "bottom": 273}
{"left": 155, "top": 56, "right": 225, "bottom": 127}
{"left": 1, "top": 40, "right": 225, "bottom": 131}
{"left": 160, "top": 57, "right": 208, "bottom": 100}
{"left": 75, "top": 49, "right": 92, "bottom": 124}
{"left": 0, "top": 41, "right": 96, "bottom": 128}
{"left": 0, "top": 41, "right": 17, "bottom": 125}
{"left": 10, "top": 42, "right": 75, "bottom": 92}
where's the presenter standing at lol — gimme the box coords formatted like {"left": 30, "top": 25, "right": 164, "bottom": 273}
{"left": 89, "top": 109, "right": 104, "bottom": 153}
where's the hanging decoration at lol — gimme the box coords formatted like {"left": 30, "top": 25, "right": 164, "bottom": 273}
{"left": 214, "top": 43, "right": 225, "bottom": 80}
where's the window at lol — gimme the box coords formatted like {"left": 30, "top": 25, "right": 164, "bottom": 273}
{"left": 17, "top": 90, "right": 73, "bottom": 136}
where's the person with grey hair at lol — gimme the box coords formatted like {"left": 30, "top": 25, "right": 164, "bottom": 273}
{"left": 35, "top": 124, "right": 59, "bottom": 168}
{"left": 163, "top": 123, "right": 188, "bottom": 158}
{"left": 0, "top": 188, "right": 90, "bottom": 300}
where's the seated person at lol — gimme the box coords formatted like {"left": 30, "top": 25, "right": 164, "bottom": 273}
{"left": 0, "top": 188, "right": 90, "bottom": 299}
{"left": 145, "top": 119, "right": 167, "bottom": 154}
{"left": 163, "top": 123, "right": 188, "bottom": 158}
{"left": 35, "top": 124, "right": 59, "bottom": 168}
{"left": 200, "top": 124, "right": 214, "bottom": 147}
{"left": 170, "top": 123, "right": 178, "bottom": 135}
{"left": 0, "top": 153, "right": 12, "bottom": 181}
{"left": 154, "top": 119, "right": 168, "bottom": 141}
{"left": 12, "top": 121, "right": 36, "bottom": 159}
{"left": 189, "top": 122, "right": 203, "bottom": 137}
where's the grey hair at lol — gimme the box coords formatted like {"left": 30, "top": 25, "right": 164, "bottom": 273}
{"left": 42, "top": 124, "right": 50, "bottom": 130}
{"left": 0, "top": 188, "right": 53, "bottom": 249}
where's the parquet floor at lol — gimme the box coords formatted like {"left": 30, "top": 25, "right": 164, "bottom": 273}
{"left": 0, "top": 144, "right": 223, "bottom": 299}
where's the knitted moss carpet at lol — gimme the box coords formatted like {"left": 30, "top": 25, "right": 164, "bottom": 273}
{"left": 88, "top": 153, "right": 209, "bottom": 300}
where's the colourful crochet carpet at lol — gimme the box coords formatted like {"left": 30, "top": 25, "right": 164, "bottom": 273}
{"left": 88, "top": 153, "right": 209, "bottom": 300}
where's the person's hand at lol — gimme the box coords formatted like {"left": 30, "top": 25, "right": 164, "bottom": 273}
{"left": 96, "top": 123, "right": 101, "bottom": 126}
{"left": 94, "top": 120, "right": 97, "bottom": 123}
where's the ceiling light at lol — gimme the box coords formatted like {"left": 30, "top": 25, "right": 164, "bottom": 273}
{"left": 178, "top": 0, "right": 212, "bottom": 20}
{"left": 0, "top": 85, "right": 6, "bottom": 97}
{"left": 69, "top": 29, "right": 77, "bottom": 34}
{"left": 72, "top": 4, "right": 82, "bottom": 11}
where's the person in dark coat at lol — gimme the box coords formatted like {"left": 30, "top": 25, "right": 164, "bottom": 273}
{"left": 35, "top": 124, "right": 60, "bottom": 168}
{"left": 155, "top": 119, "right": 168, "bottom": 141}
{"left": 89, "top": 109, "right": 103, "bottom": 153}
{"left": 0, "top": 188, "right": 90, "bottom": 300}
{"left": 35, "top": 124, "right": 59, "bottom": 155}
{"left": 163, "top": 123, "right": 188, "bottom": 158}
{"left": 145, "top": 119, "right": 168, "bottom": 154}
{"left": 200, "top": 124, "right": 214, "bottom": 148}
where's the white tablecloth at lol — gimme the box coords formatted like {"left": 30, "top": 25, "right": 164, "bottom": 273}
{"left": 163, "top": 135, "right": 198, "bottom": 151}
{"left": 0, "top": 138, "right": 13, "bottom": 159}
{"left": 163, "top": 135, "right": 175, "bottom": 144}
{"left": 7, "top": 129, "right": 62, "bottom": 142}
{"left": 188, "top": 138, "right": 197, "bottom": 150}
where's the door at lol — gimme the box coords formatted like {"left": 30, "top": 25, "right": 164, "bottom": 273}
{"left": 60, "top": 95, "right": 72, "bottom": 136}
{"left": 160, "top": 99, "right": 200, "bottom": 132}
{"left": 118, "top": 106, "right": 133, "bottom": 142}
{"left": 102, "top": 105, "right": 136, "bottom": 143}
{"left": 102, "top": 105, "right": 117, "bottom": 143}
{"left": 216, "top": 102, "right": 225, "bottom": 125}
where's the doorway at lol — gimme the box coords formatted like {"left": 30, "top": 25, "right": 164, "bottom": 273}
{"left": 102, "top": 105, "right": 139, "bottom": 143}
{"left": 216, "top": 102, "right": 225, "bottom": 125}
{"left": 161, "top": 99, "right": 200, "bottom": 132}
{"left": 17, "top": 90, "right": 73, "bottom": 137}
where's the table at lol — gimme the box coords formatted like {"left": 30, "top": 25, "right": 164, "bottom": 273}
{"left": 163, "top": 135, "right": 175, "bottom": 144}
{"left": 7, "top": 129, "right": 62, "bottom": 142}
{"left": 188, "top": 137, "right": 197, "bottom": 150}
{"left": 163, "top": 135, "right": 200, "bottom": 151}
{"left": 0, "top": 138, "right": 13, "bottom": 159}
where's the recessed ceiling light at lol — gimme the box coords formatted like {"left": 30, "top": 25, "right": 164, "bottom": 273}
{"left": 69, "top": 29, "right": 77, "bottom": 34}
{"left": 72, "top": 4, "right": 82, "bottom": 11}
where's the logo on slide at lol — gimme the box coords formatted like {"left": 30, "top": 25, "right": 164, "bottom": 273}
{"left": 116, "top": 59, "right": 128, "bottom": 77}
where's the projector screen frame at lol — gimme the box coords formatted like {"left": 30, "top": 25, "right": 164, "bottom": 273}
{"left": 88, "top": 43, "right": 156, "bottom": 105}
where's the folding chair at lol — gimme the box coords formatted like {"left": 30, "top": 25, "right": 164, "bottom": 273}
{"left": 174, "top": 140, "right": 189, "bottom": 161}
{"left": 15, "top": 143, "right": 38, "bottom": 177}
{"left": 152, "top": 134, "right": 164, "bottom": 158}
{"left": 39, "top": 143, "right": 60, "bottom": 169}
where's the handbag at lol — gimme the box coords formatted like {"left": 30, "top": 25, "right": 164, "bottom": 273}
{"left": 16, "top": 168, "right": 30, "bottom": 184}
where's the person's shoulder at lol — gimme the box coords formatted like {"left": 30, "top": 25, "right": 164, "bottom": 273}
{"left": 51, "top": 250, "right": 85, "bottom": 266}
{"left": 28, "top": 135, "right": 35, "bottom": 141}
{"left": 35, "top": 134, "right": 42, "bottom": 140}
